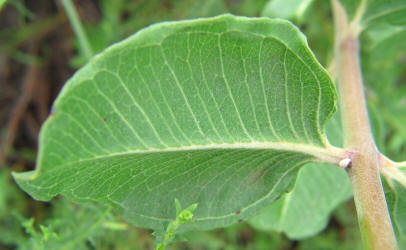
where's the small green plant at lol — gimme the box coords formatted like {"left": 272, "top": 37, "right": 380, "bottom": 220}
{"left": 155, "top": 199, "right": 197, "bottom": 250}
{"left": 11, "top": 0, "right": 406, "bottom": 249}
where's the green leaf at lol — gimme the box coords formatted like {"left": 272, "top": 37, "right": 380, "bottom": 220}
{"left": 249, "top": 113, "right": 353, "bottom": 239}
{"left": 155, "top": 200, "right": 198, "bottom": 250}
{"left": 362, "top": 0, "right": 406, "bottom": 27}
{"left": 250, "top": 163, "right": 352, "bottom": 239}
{"left": 261, "top": 0, "right": 315, "bottom": 24}
{"left": 385, "top": 175, "right": 406, "bottom": 248}
{"left": 340, "top": 0, "right": 406, "bottom": 27}
{"left": 13, "top": 14, "right": 341, "bottom": 232}
{"left": 361, "top": 22, "right": 406, "bottom": 159}
{"left": 0, "top": 0, "right": 6, "bottom": 11}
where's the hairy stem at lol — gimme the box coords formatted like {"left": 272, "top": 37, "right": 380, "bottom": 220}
{"left": 61, "top": 0, "right": 93, "bottom": 60}
{"left": 331, "top": 0, "right": 397, "bottom": 249}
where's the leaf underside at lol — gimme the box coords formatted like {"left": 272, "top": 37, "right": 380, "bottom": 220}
{"left": 250, "top": 112, "right": 353, "bottom": 239}
{"left": 13, "top": 14, "right": 337, "bottom": 231}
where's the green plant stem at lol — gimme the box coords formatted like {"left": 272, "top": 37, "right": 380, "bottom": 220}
{"left": 331, "top": 0, "right": 397, "bottom": 249}
{"left": 379, "top": 154, "right": 406, "bottom": 168}
{"left": 61, "top": 0, "right": 93, "bottom": 60}
{"left": 381, "top": 167, "right": 406, "bottom": 189}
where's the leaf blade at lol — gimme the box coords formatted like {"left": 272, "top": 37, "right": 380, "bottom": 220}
{"left": 13, "top": 14, "right": 339, "bottom": 231}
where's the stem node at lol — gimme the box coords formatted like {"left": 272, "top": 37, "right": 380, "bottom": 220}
{"left": 332, "top": 0, "right": 398, "bottom": 249}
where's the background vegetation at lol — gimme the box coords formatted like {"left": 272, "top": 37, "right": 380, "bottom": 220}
{"left": 0, "top": 0, "right": 404, "bottom": 249}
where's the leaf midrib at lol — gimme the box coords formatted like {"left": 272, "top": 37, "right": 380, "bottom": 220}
{"left": 38, "top": 141, "right": 343, "bottom": 170}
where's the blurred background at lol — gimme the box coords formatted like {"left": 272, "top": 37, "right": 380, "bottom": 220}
{"left": 0, "top": 0, "right": 405, "bottom": 249}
